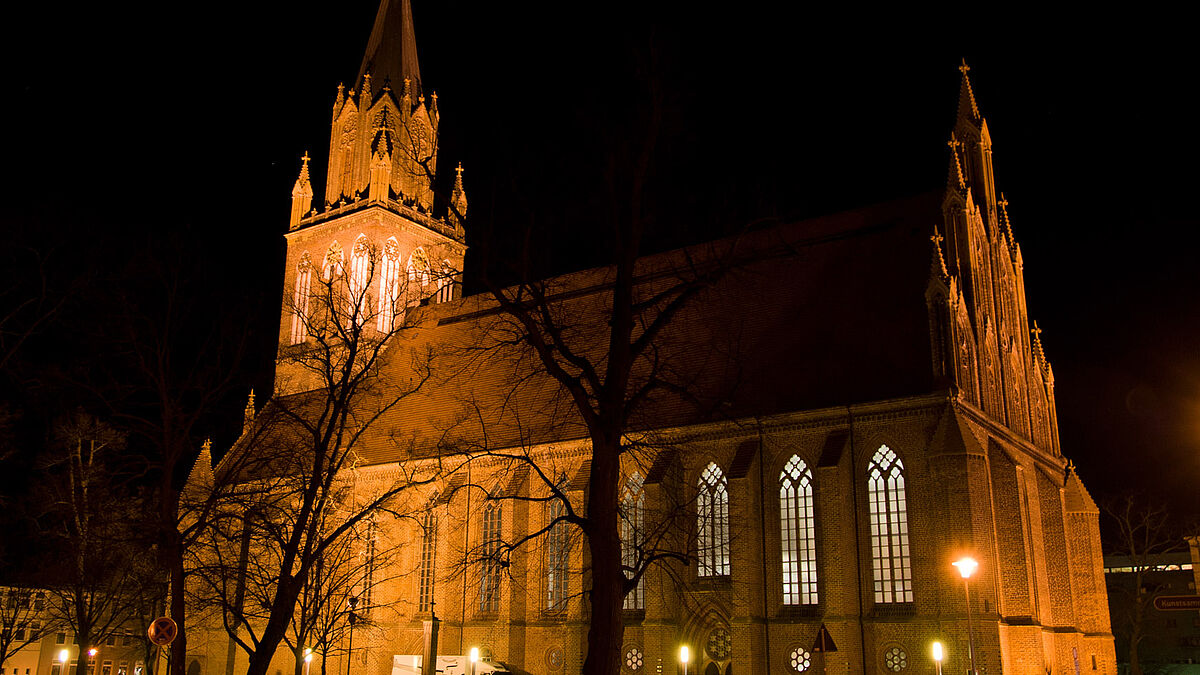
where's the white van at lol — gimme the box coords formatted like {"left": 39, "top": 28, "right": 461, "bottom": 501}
{"left": 391, "top": 655, "right": 511, "bottom": 675}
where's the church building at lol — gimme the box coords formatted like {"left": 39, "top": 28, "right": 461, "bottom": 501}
{"left": 185, "top": 3, "right": 1115, "bottom": 675}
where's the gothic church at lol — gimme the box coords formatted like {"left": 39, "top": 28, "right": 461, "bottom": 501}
{"left": 187, "top": 3, "right": 1115, "bottom": 675}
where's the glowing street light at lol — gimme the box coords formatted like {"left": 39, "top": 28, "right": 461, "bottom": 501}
{"left": 679, "top": 645, "right": 690, "bottom": 675}
{"left": 58, "top": 650, "right": 69, "bottom": 664}
{"left": 932, "top": 641, "right": 944, "bottom": 675}
{"left": 88, "top": 649, "right": 98, "bottom": 658}
{"left": 303, "top": 648, "right": 313, "bottom": 675}
{"left": 952, "top": 557, "right": 979, "bottom": 675}
{"left": 469, "top": 647, "right": 479, "bottom": 675}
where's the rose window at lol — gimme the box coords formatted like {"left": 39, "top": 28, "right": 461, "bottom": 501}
{"left": 624, "top": 647, "right": 643, "bottom": 672}
{"left": 707, "top": 627, "right": 732, "bottom": 660}
{"left": 789, "top": 647, "right": 811, "bottom": 673}
{"left": 546, "top": 646, "right": 564, "bottom": 671}
{"left": 884, "top": 646, "right": 908, "bottom": 672}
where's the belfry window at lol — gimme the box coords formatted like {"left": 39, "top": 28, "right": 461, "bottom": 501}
{"left": 290, "top": 255, "right": 312, "bottom": 344}
{"left": 418, "top": 504, "right": 437, "bottom": 612}
{"left": 697, "top": 463, "right": 730, "bottom": 577}
{"left": 780, "top": 455, "right": 818, "bottom": 605}
{"left": 348, "top": 235, "right": 372, "bottom": 323}
{"left": 480, "top": 489, "right": 503, "bottom": 613}
{"left": 377, "top": 238, "right": 401, "bottom": 332}
{"left": 545, "top": 479, "right": 569, "bottom": 612}
{"left": 620, "top": 471, "right": 645, "bottom": 610}
{"left": 867, "top": 445, "right": 912, "bottom": 603}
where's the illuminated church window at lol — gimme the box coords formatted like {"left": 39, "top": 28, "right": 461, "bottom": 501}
{"left": 480, "top": 488, "right": 503, "bottom": 612}
{"left": 348, "top": 235, "right": 372, "bottom": 322}
{"left": 868, "top": 445, "right": 912, "bottom": 603}
{"left": 377, "top": 238, "right": 402, "bottom": 331}
{"left": 545, "top": 479, "right": 569, "bottom": 612}
{"left": 697, "top": 462, "right": 730, "bottom": 577}
{"left": 621, "top": 471, "right": 645, "bottom": 610}
{"left": 418, "top": 503, "right": 437, "bottom": 612}
{"left": 290, "top": 254, "right": 312, "bottom": 344}
{"left": 407, "top": 247, "right": 431, "bottom": 306}
{"left": 780, "top": 455, "right": 817, "bottom": 605}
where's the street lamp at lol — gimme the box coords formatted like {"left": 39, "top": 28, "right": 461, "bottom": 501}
{"left": 932, "top": 641, "right": 944, "bottom": 675}
{"left": 952, "top": 557, "right": 979, "bottom": 675}
{"left": 304, "top": 648, "right": 313, "bottom": 675}
{"left": 346, "top": 596, "right": 359, "bottom": 675}
{"left": 679, "top": 646, "right": 690, "bottom": 675}
{"left": 469, "top": 647, "right": 479, "bottom": 675}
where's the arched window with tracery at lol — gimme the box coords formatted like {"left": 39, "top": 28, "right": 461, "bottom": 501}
{"left": 620, "top": 471, "right": 645, "bottom": 610}
{"left": 697, "top": 463, "right": 730, "bottom": 577}
{"left": 418, "top": 498, "right": 437, "bottom": 612}
{"left": 479, "top": 488, "right": 503, "bottom": 613}
{"left": 867, "top": 445, "right": 912, "bottom": 603}
{"left": 545, "top": 478, "right": 569, "bottom": 613}
{"left": 359, "top": 515, "right": 378, "bottom": 615}
{"left": 377, "top": 238, "right": 401, "bottom": 331}
{"left": 290, "top": 253, "right": 312, "bottom": 344}
{"left": 348, "top": 235, "right": 372, "bottom": 323}
{"left": 406, "top": 248, "right": 431, "bottom": 306}
{"left": 780, "top": 455, "right": 817, "bottom": 605}
{"left": 323, "top": 241, "right": 344, "bottom": 281}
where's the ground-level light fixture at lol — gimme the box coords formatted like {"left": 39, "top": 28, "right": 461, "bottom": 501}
{"left": 679, "top": 645, "right": 690, "bottom": 675}
{"left": 58, "top": 650, "right": 69, "bottom": 663}
{"left": 469, "top": 648, "right": 479, "bottom": 675}
{"left": 932, "top": 641, "right": 944, "bottom": 675}
{"left": 952, "top": 556, "right": 979, "bottom": 675}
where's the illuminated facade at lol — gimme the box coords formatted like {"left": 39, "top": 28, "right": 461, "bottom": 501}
{"left": 185, "top": 3, "right": 1115, "bottom": 674}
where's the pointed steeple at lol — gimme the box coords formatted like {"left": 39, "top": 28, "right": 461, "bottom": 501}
{"left": 947, "top": 134, "right": 966, "bottom": 192}
{"left": 243, "top": 389, "right": 256, "bottom": 434}
{"left": 290, "top": 152, "right": 314, "bottom": 229}
{"left": 357, "top": 0, "right": 422, "bottom": 101}
{"left": 997, "top": 192, "right": 1015, "bottom": 249}
{"left": 1030, "top": 321, "right": 1049, "bottom": 376}
{"left": 957, "top": 58, "right": 981, "bottom": 124}
{"left": 451, "top": 161, "right": 468, "bottom": 219}
{"left": 929, "top": 225, "right": 949, "bottom": 281}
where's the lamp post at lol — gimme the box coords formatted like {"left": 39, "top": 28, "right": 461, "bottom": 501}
{"left": 304, "top": 648, "right": 313, "bottom": 675}
{"left": 952, "top": 557, "right": 979, "bottom": 675}
{"left": 679, "top": 646, "right": 689, "bottom": 675}
{"left": 346, "top": 596, "right": 359, "bottom": 675}
{"left": 932, "top": 641, "right": 944, "bottom": 675}
{"left": 469, "top": 647, "right": 479, "bottom": 675}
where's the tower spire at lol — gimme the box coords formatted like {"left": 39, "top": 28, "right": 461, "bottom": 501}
{"left": 290, "top": 152, "right": 314, "bottom": 229}
{"left": 947, "top": 134, "right": 966, "bottom": 192}
{"left": 357, "top": 0, "right": 422, "bottom": 100}
{"left": 957, "top": 58, "right": 981, "bottom": 123}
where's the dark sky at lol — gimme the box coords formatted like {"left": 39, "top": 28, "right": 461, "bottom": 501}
{"left": 3, "top": 5, "right": 1197, "bottom": 521}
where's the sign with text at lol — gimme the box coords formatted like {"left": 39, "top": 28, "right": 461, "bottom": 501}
{"left": 1153, "top": 595, "right": 1200, "bottom": 611}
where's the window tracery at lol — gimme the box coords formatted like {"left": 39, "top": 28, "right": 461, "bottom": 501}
{"left": 867, "top": 445, "right": 912, "bottom": 603}
{"left": 620, "top": 472, "right": 645, "bottom": 610}
{"left": 697, "top": 463, "right": 730, "bottom": 577}
{"left": 780, "top": 455, "right": 817, "bottom": 605}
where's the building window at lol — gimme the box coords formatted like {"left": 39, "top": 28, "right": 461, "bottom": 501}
{"left": 780, "top": 455, "right": 818, "bottom": 605}
{"left": 348, "top": 235, "right": 372, "bottom": 323}
{"left": 479, "top": 489, "right": 503, "bottom": 613}
{"left": 102, "top": 662, "right": 112, "bottom": 675}
{"left": 545, "top": 480, "right": 569, "bottom": 612}
{"left": 697, "top": 462, "right": 730, "bottom": 577}
{"left": 418, "top": 506, "right": 437, "bottom": 612}
{"left": 106, "top": 634, "right": 116, "bottom": 646}
{"left": 377, "top": 238, "right": 401, "bottom": 332}
{"left": 621, "top": 472, "right": 645, "bottom": 610}
{"left": 406, "top": 248, "right": 431, "bottom": 306}
{"left": 868, "top": 445, "right": 912, "bottom": 603}
{"left": 50, "top": 667, "right": 60, "bottom": 675}
{"left": 291, "top": 255, "right": 312, "bottom": 344}
{"left": 359, "top": 516, "right": 377, "bottom": 613}
{"left": 56, "top": 632, "right": 66, "bottom": 644}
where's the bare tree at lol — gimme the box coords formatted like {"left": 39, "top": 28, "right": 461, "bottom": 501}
{"left": 37, "top": 411, "right": 144, "bottom": 665}
{"left": 185, "top": 243, "right": 460, "bottom": 675}
{"left": 1103, "top": 494, "right": 1180, "bottom": 675}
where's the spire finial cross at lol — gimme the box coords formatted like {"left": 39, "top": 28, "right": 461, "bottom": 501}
{"left": 455, "top": 162, "right": 464, "bottom": 179}
{"left": 959, "top": 58, "right": 971, "bottom": 75}
{"left": 947, "top": 135, "right": 960, "bottom": 151}
{"left": 301, "top": 151, "right": 310, "bottom": 165}
{"left": 930, "top": 229, "right": 944, "bottom": 247}
{"left": 998, "top": 192, "right": 1009, "bottom": 209}
{"left": 1031, "top": 321, "right": 1042, "bottom": 339}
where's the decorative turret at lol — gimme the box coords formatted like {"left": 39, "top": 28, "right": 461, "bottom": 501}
{"left": 290, "top": 152, "right": 314, "bottom": 229}
{"left": 947, "top": 134, "right": 967, "bottom": 193}
{"left": 370, "top": 127, "right": 393, "bottom": 202}
{"left": 451, "top": 162, "right": 468, "bottom": 219}
{"left": 243, "top": 389, "right": 256, "bottom": 434}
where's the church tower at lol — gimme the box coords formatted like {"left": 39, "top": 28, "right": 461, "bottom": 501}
{"left": 929, "top": 61, "right": 1060, "bottom": 456}
{"left": 276, "top": 0, "right": 467, "bottom": 394}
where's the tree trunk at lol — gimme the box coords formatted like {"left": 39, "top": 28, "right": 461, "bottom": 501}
{"left": 581, "top": 438, "right": 624, "bottom": 675}
{"left": 244, "top": 581, "right": 303, "bottom": 675}
{"left": 168, "top": 537, "right": 187, "bottom": 675}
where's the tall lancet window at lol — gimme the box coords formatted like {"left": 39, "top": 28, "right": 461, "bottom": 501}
{"left": 290, "top": 254, "right": 312, "bottom": 344}
{"left": 407, "top": 248, "right": 431, "bottom": 306}
{"left": 418, "top": 499, "right": 437, "bottom": 613}
{"left": 348, "top": 235, "right": 372, "bottom": 324}
{"left": 360, "top": 515, "right": 378, "bottom": 615}
{"left": 479, "top": 488, "right": 503, "bottom": 613}
{"left": 697, "top": 463, "right": 730, "bottom": 578}
{"left": 780, "top": 455, "right": 818, "bottom": 605}
{"left": 545, "top": 478, "right": 569, "bottom": 613}
{"left": 867, "top": 445, "right": 912, "bottom": 603}
{"left": 621, "top": 472, "right": 645, "bottom": 610}
{"left": 377, "top": 238, "right": 402, "bottom": 332}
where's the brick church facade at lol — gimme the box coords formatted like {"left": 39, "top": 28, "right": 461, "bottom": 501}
{"left": 184, "top": 3, "right": 1115, "bottom": 675}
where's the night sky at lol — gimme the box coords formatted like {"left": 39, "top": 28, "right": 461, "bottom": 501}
{"left": 2, "top": 4, "right": 1197, "bottom": 532}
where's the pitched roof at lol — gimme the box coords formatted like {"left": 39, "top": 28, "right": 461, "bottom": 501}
{"left": 356, "top": 0, "right": 422, "bottom": 96}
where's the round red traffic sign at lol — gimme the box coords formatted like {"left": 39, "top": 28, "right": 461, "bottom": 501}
{"left": 147, "top": 617, "right": 178, "bottom": 646}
